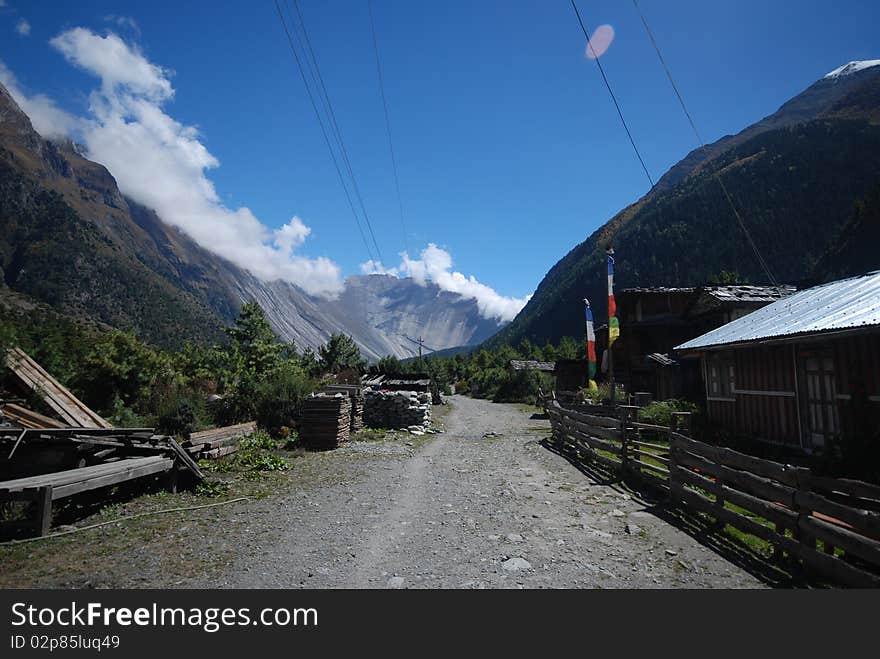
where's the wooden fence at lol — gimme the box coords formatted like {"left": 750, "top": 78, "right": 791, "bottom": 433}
{"left": 546, "top": 400, "right": 880, "bottom": 587}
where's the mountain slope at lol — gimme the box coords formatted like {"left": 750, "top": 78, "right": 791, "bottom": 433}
{"left": 0, "top": 81, "right": 497, "bottom": 358}
{"left": 813, "top": 182, "right": 880, "bottom": 281}
{"left": 489, "top": 62, "right": 880, "bottom": 347}
{"left": 323, "top": 275, "right": 501, "bottom": 359}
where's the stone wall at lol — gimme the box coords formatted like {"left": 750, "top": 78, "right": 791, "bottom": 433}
{"left": 364, "top": 390, "right": 431, "bottom": 431}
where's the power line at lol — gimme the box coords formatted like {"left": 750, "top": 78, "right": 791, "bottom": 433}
{"left": 288, "top": 0, "right": 385, "bottom": 265}
{"left": 569, "top": 0, "right": 655, "bottom": 189}
{"left": 272, "top": 0, "right": 376, "bottom": 264}
{"left": 631, "top": 0, "right": 778, "bottom": 286}
{"left": 368, "top": 0, "right": 409, "bottom": 255}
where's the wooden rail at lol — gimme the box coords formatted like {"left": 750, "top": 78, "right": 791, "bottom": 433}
{"left": 546, "top": 400, "right": 880, "bottom": 587}
{"left": 0, "top": 457, "right": 174, "bottom": 536}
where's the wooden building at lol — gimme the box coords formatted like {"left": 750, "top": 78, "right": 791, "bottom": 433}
{"left": 505, "top": 359, "right": 588, "bottom": 405}
{"left": 615, "top": 285, "right": 795, "bottom": 401}
{"left": 676, "top": 272, "right": 880, "bottom": 454}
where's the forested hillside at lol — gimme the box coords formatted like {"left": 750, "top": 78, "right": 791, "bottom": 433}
{"left": 489, "top": 66, "right": 880, "bottom": 347}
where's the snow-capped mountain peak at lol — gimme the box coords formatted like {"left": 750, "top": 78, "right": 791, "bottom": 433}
{"left": 824, "top": 60, "right": 880, "bottom": 79}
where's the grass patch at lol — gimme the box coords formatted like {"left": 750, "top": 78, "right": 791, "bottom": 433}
{"left": 351, "top": 428, "right": 389, "bottom": 442}
{"left": 200, "top": 431, "right": 291, "bottom": 474}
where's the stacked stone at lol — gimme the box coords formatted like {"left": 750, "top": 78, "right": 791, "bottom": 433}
{"left": 300, "top": 393, "right": 351, "bottom": 450}
{"left": 322, "top": 385, "right": 364, "bottom": 433}
{"left": 364, "top": 390, "right": 431, "bottom": 431}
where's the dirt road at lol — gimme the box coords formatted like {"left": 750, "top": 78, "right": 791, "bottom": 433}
{"left": 210, "top": 396, "right": 763, "bottom": 589}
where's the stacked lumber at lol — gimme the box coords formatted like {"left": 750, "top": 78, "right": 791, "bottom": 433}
{"left": 363, "top": 390, "right": 431, "bottom": 431}
{"left": 0, "top": 348, "right": 206, "bottom": 537}
{"left": 300, "top": 393, "right": 351, "bottom": 450}
{"left": 0, "top": 427, "right": 202, "bottom": 480}
{"left": 322, "top": 385, "right": 364, "bottom": 432}
{"left": 184, "top": 421, "right": 257, "bottom": 459}
{"left": 0, "top": 402, "right": 65, "bottom": 429}
{"left": 5, "top": 348, "right": 112, "bottom": 428}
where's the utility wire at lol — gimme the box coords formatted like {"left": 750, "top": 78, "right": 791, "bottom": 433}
{"left": 288, "top": 0, "right": 386, "bottom": 265}
{"left": 368, "top": 0, "right": 409, "bottom": 255}
{"left": 631, "top": 0, "right": 778, "bottom": 286}
{"left": 570, "top": 0, "right": 655, "bottom": 189}
{"left": 273, "top": 0, "right": 376, "bottom": 264}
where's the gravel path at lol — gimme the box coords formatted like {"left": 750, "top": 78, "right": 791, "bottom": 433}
{"left": 211, "top": 396, "right": 764, "bottom": 589}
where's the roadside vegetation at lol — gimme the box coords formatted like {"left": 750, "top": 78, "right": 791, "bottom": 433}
{"left": 0, "top": 301, "right": 365, "bottom": 438}
{"left": 372, "top": 336, "right": 587, "bottom": 406}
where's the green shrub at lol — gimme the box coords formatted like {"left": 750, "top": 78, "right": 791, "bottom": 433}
{"left": 639, "top": 399, "right": 699, "bottom": 427}
{"left": 493, "top": 370, "right": 554, "bottom": 405}
{"left": 239, "top": 430, "right": 278, "bottom": 451}
{"left": 580, "top": 382, "right": 626, "bottom": 405}
{"left": 252, "top": 363, "right": 315, "bottom": 436}
{"left": 107, "top": 396, "right": 144, "bottom": 428}
{"left": 154, "top": 387, "right": 209, "bottom": 437}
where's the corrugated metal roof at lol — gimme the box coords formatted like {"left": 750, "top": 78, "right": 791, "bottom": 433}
{"left": 676, "top": 272, "right": 880, "bottom": 351}
{"left": 702, "top": 285, "right": 796, "bottom": 304}
{"left": 619, "top": 287, "right": 696, "bottom": 295}
{"left": 509, "top": 360, "right": 556, "bottom": 372}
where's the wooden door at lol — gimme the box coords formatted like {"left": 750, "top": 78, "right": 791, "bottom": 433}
{"left": 802, "top": 353, "right": 839, "bottom": 450}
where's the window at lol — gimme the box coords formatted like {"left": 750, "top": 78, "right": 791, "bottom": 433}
{"left": 707, "top": 353, "right": 735, "bottom": 399}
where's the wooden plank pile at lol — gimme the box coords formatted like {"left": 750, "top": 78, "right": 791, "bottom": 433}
{"left": 300, "top": 393, "right": 351, "bottom": 450}
{"left": 0, "top": 348, "right": 205, "bottom": 537}
{"left": 0, "top": 402, "right": 65, "bottom": 429}
{"left": 363, "top": 390, "right": 431, "bottom": 431}
{"left": 183, "top": 421, "right": 257, "bottom": 459}
{"left": 5, "top": 348, "right": 112, "bottom": 428}
{"left": 322, "top": 385, "right": 364, "bottom": 433}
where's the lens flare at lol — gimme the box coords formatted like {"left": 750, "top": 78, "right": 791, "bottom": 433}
{"left": 584, "top": 24, "right": 615, "bottom": 60}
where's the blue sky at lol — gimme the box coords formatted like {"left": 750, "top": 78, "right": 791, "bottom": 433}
{"left": 1, "top": 1, "right": 878, "bottom": 318}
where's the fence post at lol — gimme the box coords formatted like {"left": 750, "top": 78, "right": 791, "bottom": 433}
{"left": 668, "top": 434, "right": 680, "bottom": 505}
{"left": 711, "top": 446, "right": 725, "bottom": 529}
{"left": 794, "top": 469, "right": 816, "bottom": 558}
{"left": 671, "top": 411, "right": 692, "bottom": 437}
{"left": 618, "top": 405, "right": 639, "bottom": 480}
{"left": 34, "top": 485, "right": 52, "bottom": 537}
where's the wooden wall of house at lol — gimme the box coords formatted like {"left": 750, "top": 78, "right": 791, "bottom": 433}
{"left": 833, "top": 332, "right": 880, "bottom": 440}
{"left": 705, "top": 345, "right": 800, "bottom": 446}
{"left": 555, "top": 361, "right": 589, "bottom": 392}
{"left": 703, "top": 332, "right": 880, "bottom": 451}
{"left": 735, "top": 345, "right": 800, "bottom": 445}
{"left": 834, "top": 333, "right": 880, "bottom": 398}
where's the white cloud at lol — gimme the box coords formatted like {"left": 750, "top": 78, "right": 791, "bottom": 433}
{"left": 362, "top": 244, "right": 530, "bottom": 323}
{"left": 1, "top": 28, "right": 526, "bottom": 312}
{"left": 104, "top": 15, "right": 140, "bottom": 34}
{"left": 360, "top": 259, "right": 399, "bottom": 277}
{"left": 0, "top": 61, "right": 84, "bottom": 138}
{"left": 15, "top": 19, "right": 30, "bottom": 36}
{"left": 11, "top": 28, "right": 343, "bottom": 297}
{"left": 273, "top": 216, "right": 311, "bottom": 254}
{"left": 51, "top": 29, "right": 172, "bottom": 102}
